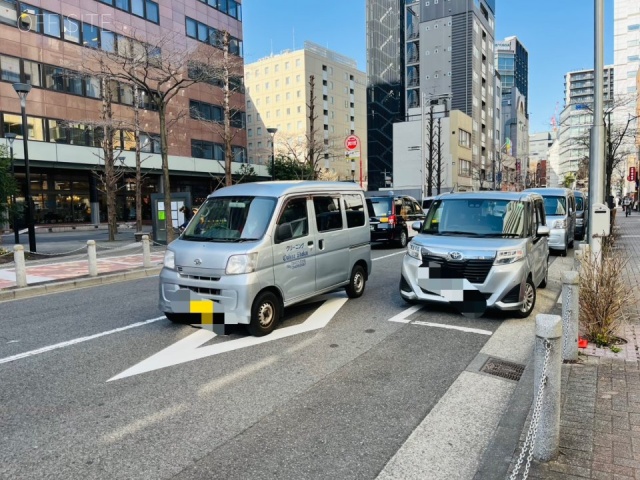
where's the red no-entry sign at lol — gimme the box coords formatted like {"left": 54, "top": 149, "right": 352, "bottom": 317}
{"left": 345, "top": 135, "right": 359, "bottom": 151}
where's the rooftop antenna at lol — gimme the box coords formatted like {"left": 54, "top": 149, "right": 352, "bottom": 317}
{"left": 292, "top": 28, "right": 295, "bottom": 49}
{"left": 270, "top": 39, "right": 273, "bottom": 56}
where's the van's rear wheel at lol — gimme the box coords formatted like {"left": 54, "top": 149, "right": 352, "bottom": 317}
{"left": 514, "top": 278, "right": 536, "bottom": 318}
{"left": 396, "top": 229, "right": 408, "bottom": 248}
{"left": 249, "top": 291, "right": 281, "bottom": 336}
{"left": 346, "top": 265, "right": 366, "bottom": 298}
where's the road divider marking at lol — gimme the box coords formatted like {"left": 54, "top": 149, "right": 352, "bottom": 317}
{"left": 388, "top": 305, "right": 423, "bottom": 323}
{"left": 372, "top": 251, "right": 406, "bottom": 262}
{"left": 0, "top": 316, "right": 167, "bottom": 365}
{"left": 108, "top": 293, "right": 349, "bottom": 381}
{"left": 412, "top": 320, "right": 492, "bottom": 336}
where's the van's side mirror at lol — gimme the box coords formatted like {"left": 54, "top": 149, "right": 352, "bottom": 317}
{"left": 412, "top": 221, "right": 423, "bottom": 232}
{"left": 275, "top": 223, "right": 293, "bottom": 243}
{"left": 537, "top": 225, "right": 550, "bottom": 237}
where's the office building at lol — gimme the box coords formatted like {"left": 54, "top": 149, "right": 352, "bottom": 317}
{"left": 528, "top": 131, "right": 554, "bottom": 187}
{"left": 614, "top": 0, "right": 639, "bottom": 118}
{"left": 557, "top": 67, "right": 615, "bottom": 186}
{"left": 495, "top": 36, "right": 529, "bottom": 187}
{"left": 0, "top": 0, "right": 247, "bottom": 224}
{"left": 372, "top": 0, "right": 497, "bottom": 195}
{"left": 244, "top": 42, "right": 367, "bottom": 184}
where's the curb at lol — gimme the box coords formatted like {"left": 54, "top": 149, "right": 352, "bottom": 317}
{"left": 0, "top": 266, "right": 163, "bottom": 302}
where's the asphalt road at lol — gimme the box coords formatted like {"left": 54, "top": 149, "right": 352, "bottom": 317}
{"left": 0, "top": 245, "right": 560, "bottom": 480}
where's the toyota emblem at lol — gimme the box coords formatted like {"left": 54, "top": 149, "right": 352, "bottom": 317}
{"left": 447, "top": 251, "right": 463, "bottom": 261}
{"left": 194, "top": 258, "right": 202, "bottom": 265}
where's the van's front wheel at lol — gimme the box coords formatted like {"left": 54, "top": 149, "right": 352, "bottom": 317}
{"left": 249, "top": 291, "right": 281, "bottom": 336}
{"left": 346, "top": 265, "right": 366, "bottom": 298}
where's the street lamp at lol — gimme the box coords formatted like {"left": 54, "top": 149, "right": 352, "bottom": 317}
{"left": 5, "top": 133, "right": 18, "bottom": 244}
{"left": 267, "top": 127, "right": 277, "bottom": 181}
{"left": 13, "top": 82, "right": 36, "bottom": 253}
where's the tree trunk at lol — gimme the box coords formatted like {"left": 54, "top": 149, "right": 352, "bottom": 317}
{"left": 436, "top": 118, "right": 442, "bottom": 194}
{"left": 159, "top": 104, "right": 173, "bottom": 243}
{"left": 307, "top": 75, "right": 316, "bottom": 180}
{"left": 102, "top": 75, "right": 117, "bottom": 242}
{"left": 426, "top": 106, "right": 434, "bottom": 197}
{"left": 134, "top": 85, "right": 142, "bottom": 232}
{"left": 223, "top": 32, "right": 233, "bottom": 187}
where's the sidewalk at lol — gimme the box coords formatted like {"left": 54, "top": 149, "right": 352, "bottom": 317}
{"left": 506, "top": 210, "right": 640, "bottom": 480}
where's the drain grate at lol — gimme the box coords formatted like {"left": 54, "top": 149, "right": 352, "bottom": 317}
{"left": 480, "top": 357, "right": 525, "bottom": 381}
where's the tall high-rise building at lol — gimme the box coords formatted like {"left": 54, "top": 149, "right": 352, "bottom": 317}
{"left": 366, "top": 0, "right": 405, "bottom": 190}
{"left": 614, "top": 0, "right": 640, "bottom": 118}
{"left": 367, "top": 0, "right": 498, "bottom": 193}
{"left": 0, "top": 0, "right": 246, "bottom": 224}
{"left": 495, "top": 36, "right": 529, "bottom": 186}
{"left": 244, "top": 42, "right": 367, "bottom": 183}
{"left": 558, "top": 67, "right": 615, "bottom": 185}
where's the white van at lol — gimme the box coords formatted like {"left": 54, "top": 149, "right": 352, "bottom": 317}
{"left": 524, "top": 188, "right": 576, "bottom": 255}
{"left": 159, "top": 181, "right": 372, "bottom": 336}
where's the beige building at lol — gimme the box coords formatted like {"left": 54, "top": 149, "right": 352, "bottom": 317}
{"left": 244, "top": 41, "right": 367, "bottom": 184}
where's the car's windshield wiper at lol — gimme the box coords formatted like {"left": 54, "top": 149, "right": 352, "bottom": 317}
{"left": 480, "top": 233, "right": 522, "bottom": 237}
{"left": 438, "top": 231, "right": 481, "bottom": 236}
{"left": 237, "top": 237, "right": 261, "bottom": 242}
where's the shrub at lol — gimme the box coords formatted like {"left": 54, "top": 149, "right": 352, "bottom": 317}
{"left": 578, "top": 238, "right": 631, "bottom": 346}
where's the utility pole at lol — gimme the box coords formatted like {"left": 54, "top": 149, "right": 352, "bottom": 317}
{"left": 589, "top": 0, "right": 605, "bottom": 260}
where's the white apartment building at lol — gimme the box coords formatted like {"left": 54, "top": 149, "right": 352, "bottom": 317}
{"left": 244, "top": 42, "right": 367, "bottom": 183}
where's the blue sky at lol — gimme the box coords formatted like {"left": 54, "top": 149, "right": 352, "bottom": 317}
{"left": 242, "top": 1, "right": 614, "bottom": 133}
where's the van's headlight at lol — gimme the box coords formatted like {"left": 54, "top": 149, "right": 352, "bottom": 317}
{"left": 552, "top": 219, "right": 566, "bottom": 229}
{"left": 226, "top": 253, "right": 258, "bottom": 275}
{"left": 163, "top": 250, "right": 175, "bottom": 270}
{"left": 494, "top": 249, "right": 525, "bottom": 265}
{"left": 407, "top": 242, "right": 421, "bottom": 260}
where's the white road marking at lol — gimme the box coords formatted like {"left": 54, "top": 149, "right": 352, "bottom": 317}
{"left": 198, "top": 356, "right": 278, "bottom": 395}
{"left": 0, "top": 316, "right": 167, "bottom": 365}
{"left": 0, "top": 271, "right": 54, "bottom": 283}
{"left": 372, "top": 251, "right": 406, "bottom": 262}
{"left": 102, "top": 404, "right": 187, "bottom": 444}
{"left": 108, "top": 293, "right": 349, "bottom": 381}
{"left": 412, "top": 320, "right": 492, "bottom": 336}
{"left": 388, "top": 305, "right": 423, "bottom": 323}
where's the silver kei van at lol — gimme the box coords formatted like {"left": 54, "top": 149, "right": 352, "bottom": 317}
{"left": 399, "top": 192, "right": 550, "bottom": 318}
{"left": 159, "top": 181, "right": 372, "bottom": 336}
{"left": 524, "top": 188, "right": 576, "bottom": 255}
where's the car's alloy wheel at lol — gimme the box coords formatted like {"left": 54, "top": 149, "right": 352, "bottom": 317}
{"left": 515, "top": 279, "right": 536, "bottom": 318}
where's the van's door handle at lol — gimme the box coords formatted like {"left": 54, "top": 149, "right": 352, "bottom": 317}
{"left": 319, "top": 239, "right": 324, "bottom": 250}
{"left": 307, "top": 240, "right": 314, "bottom": 247}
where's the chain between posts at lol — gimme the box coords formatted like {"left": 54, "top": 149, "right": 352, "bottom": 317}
{"left": 510, "top": 339, "right": 552, "bottom": 480}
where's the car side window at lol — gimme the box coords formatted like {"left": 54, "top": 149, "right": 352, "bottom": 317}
{"left": 412, "top": 200, "right": 424, "bottom": 216}
{"left": 277, "top": 197, "right": 309, "bottom": 239}
{"left": 343, "top": 194, "right": 365, "bottom": 228}
{"left": 314, "top": 196, "right": 343, "bottom": 232}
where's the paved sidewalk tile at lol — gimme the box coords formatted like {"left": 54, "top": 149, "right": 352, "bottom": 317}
{"left": 0, "top": 252, "right": 164, "bottom": 290}
{"left": 506, "top": 211, "right": 640, "bottom": 479}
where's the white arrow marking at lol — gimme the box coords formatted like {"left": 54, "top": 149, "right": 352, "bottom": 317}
{"left": 108, "top": 293, "right": 349, "bottom": 381}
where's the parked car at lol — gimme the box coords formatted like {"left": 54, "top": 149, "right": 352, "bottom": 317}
{"left": 367, "top": 194, "right": 425, "bottom": 247}
{"left": 524, "top": 188, "right": 576, "bottom": 255}
{"left": 399, "top": 191, "right": 550, "bottom": 319}
{"left": 159, "top": 181, "right": 372, "bottom": 336}
{"left": 574, "top": 191, "right": 588, "bottom": 241}
{"left": 422, "top": 196, "right": 435, "bottom": 211}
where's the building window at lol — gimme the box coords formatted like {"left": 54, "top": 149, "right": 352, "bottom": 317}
{"left": 185, "top": 17, "right": 243, "bottom": 57}
{"left": 63, "top": 17, "right": 80, "bottom": 43}
{"left": 42, "top": 11, "right": 61, "bottom": 38}
{"left": 459, "top": 159, "right": 471, "bottom": 177}
{"left": 0, "top": 55, "right": 20, "bottom": 83}
{"left": 459, "top": 129, "right": 471, "bottom": 148}
{"left": 3, "top": 113, "right": 45, "bottom": 141}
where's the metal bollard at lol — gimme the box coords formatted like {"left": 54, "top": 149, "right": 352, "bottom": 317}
{"left": 13, "top": 245, "right": 27, "bottom": 288}
{"left": 87, "top": 240, "right": 98, "bottom": 277}
{"left": 533, "top": 314, "right": 563, "bottom": 462}
{"left": 142, "top": 235, "right": 152, "bottom": 268}
{"left": 561, "top": 271, "right": 580, "bottom": 362}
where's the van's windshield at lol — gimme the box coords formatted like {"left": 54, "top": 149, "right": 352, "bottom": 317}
{"left": 422, "top": 198, "right": 527, "bottom": 238}
{"left": 542, "top": 196, "right": 566, "bottom": 216}
{"left": 182, "top": 196, "right": 277, "bottom": 242}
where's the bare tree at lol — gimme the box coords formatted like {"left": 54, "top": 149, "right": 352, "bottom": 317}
{"left": 432, "top": 117, "right": 446, "bottom": 194}
{"left": 425, "top": 106, "right": 435, "bottom": 196}
{"left": 95, "top": 28, "right": 224, "bottom": 242}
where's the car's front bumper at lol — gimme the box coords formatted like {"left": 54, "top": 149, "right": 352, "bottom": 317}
{"left": 547, "top": 228, "right": 567, "bottom": 250}
{"left": 399, "top": 254, "right": 528, "bottom": 311}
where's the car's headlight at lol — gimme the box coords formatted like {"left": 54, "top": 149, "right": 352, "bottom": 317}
{"left": 494, "top": 248, "right": 525, "bottom": 265}
{"left": 407, "top": 242, "right": 421, "bottom": 260}
{"left": 163, "top": 250, "right": 175, "bottom": 270}
{"left": 552, "top": 219, "right": 566, "bottom": 229}
{"left": 226, "top": 253, "right": 258, "bottom": 275}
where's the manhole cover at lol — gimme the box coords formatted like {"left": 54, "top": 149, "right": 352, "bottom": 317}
{"left": 480, "top": 357, "right": 525, "bottom": 381}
